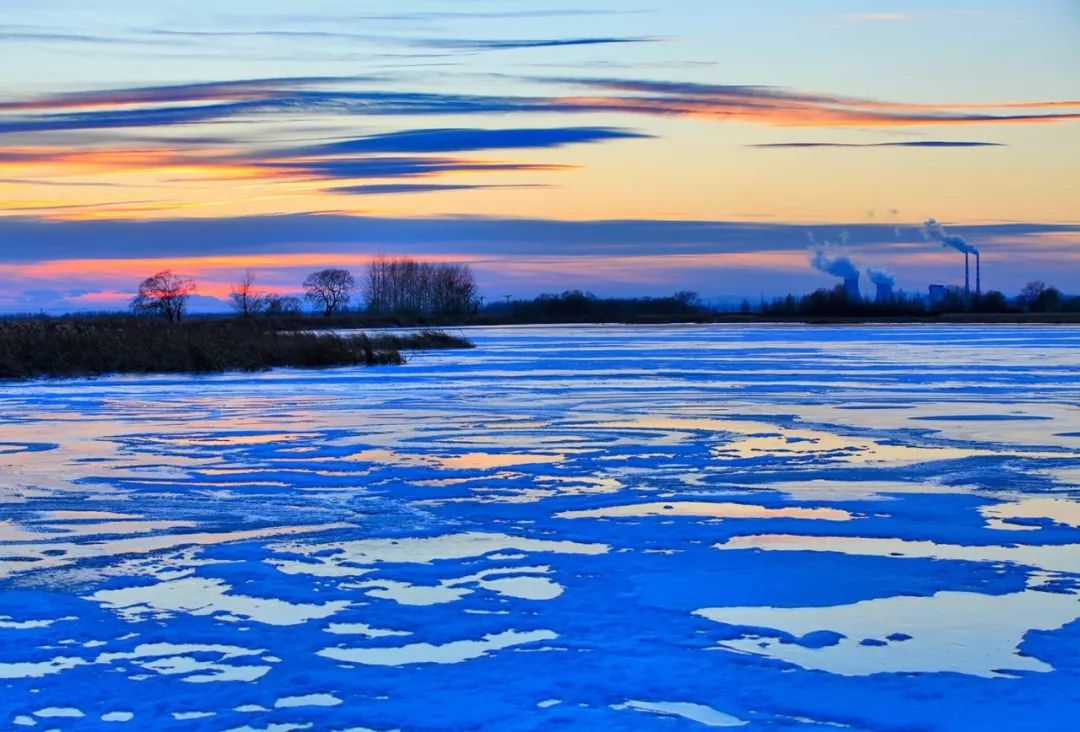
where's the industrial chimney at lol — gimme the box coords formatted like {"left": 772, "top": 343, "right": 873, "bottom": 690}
{"left": 976, "top": 252, "right": 981, "bottom": 296}
{"left": 964, "top": 252, "right": 970, "bottom": 298}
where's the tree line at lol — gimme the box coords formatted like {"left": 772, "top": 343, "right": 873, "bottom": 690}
{"left": 756, "top": 280, "right": 1079, "bottom": 318}
{"left": 130, "top": 257, "right": 478, "bottom": 321}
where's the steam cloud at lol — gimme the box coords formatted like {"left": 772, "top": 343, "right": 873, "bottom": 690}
{"left": 867, "top": 267, "right": 895, "bottom": 287}
{"left": 923, "top": 218, "right": 978, "bottom": 254}
{"left": 807, "top": 233, "right": 859, "bottom": 279}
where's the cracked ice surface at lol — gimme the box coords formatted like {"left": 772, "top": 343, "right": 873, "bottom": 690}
{"left": 1, "top": 324, "right": 1079, "bottom": 730}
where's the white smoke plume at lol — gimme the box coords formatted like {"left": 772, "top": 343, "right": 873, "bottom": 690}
{"left": 807, "top": 232, "right": 859, "bottom": 280}
{"left": 923, "top": 218, "right": 978, "bottom": 254}
{"left": 867, "top": 267, "right": 895, "bottom": 287}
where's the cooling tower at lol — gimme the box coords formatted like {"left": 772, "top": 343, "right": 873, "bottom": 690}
{"left": 844, "top": 276, "right": 861, "bottom": 301}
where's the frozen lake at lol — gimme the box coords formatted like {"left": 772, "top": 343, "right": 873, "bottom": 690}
{"left": 2, "top": 324, "right": 1079, "bottom": 730}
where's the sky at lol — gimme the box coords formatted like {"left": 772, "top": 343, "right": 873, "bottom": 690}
{"left": 0, "top": 0, "right": 1078, "bottom": 312}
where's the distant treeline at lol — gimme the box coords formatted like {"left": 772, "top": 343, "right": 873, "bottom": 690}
{"left": 0, "top": 319, "right": 472, "bottom": 379}
{"left": 9, "top": 252, "right": 1079, "bottom": 326}
{"left": 757, "top": 281, "right": 1079, "bottom": 318}
{"left": 494, "top": 290, "right": 709, "bottom": 323}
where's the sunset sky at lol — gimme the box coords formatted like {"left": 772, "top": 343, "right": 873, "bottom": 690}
{"left": 1, "top": 0, "right": 1078, "bottom": 312}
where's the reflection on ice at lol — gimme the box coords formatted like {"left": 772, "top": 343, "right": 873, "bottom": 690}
{"left": 715, "top": 534, "right": 1080, "bottom": 575}
{"left": 556, "top": 501, "right": 853, "bottom": 521}
{"left": 697, "top": 588, "right": 1080, "bottom": 677}
{"left": 612, "top": 700, "right": 747, "bottom": 727}
{"left": 91, "top": 576, "right": 350, "bottom": 626}
{"left": 0, "top": 522, "right": 352, "bottom": 579}
{"left": 1, "top": 642, "right": 270, "bottom": 683}
{"left": 101, "top": 711, "right": 135, "bottom": 722}
{"left": 585, "top": 416, "right": 986, "bottom": 465}
{"left": 319, "top": 628, "right": 557, "bottom": 666}
{"left": 981, "top": 497, "right": 1080, "bottom": 530}
{"left": 324, "top": 622, "right": 411, "bottom": 638}
{"left": 270, "top": 531, "right": 608, "bottom": 577}
{"left": 275, "top": 694, "right": 342, "bottom": 708}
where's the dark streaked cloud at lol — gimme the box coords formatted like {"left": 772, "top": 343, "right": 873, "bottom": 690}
{"left": 2, "top": 76, "right": 1077, "bottom": 138}
{"left": 0, "top": 214, "right": 1074, "bottom": 262}
{"left": 144, "top": 28, "right": 657, "bottom": 52}
{"left": 419, "top": 36, "right": 657, "bottom": 51}
{"left": 298, "top": 127, "right": 650, "bottom": 155}
{"left": 264, "top": 156, "right": 568, "bottom": 179}
{"left": 330, "top": 183, "right": 548, "bottom": 195}
{"left": 244, "top": 9, "right": 642, "bottom": 24}
{"left": 0, "top": 76, "right": 373, "bottom": 112}
{"left": 749, "top": 141, "right": 1005, "bottom": 149}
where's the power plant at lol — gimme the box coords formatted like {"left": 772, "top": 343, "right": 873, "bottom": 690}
{"left": 804, "top": 221, "right": 983, "bottom": 306}
{"left": 924, "top": 219, "right": 980, "bottom": 298}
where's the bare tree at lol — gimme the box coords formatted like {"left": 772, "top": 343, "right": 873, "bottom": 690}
{"left": 303, "top": 268, "right": 355, "bottom": 317}
{"left": 1019, "top": 280, "right": 1046, "bottom": 304}
{"left": 363, "top": 256, "right": 389, "bottom": 314}
{"left": 130, "top": 270, "right": 196, "bottom": 322}
{"left": 229, "top": 269, "right": 265, "bottom": 317}
{"left": 362, "top": 257, "right": 477, "bottom": 316}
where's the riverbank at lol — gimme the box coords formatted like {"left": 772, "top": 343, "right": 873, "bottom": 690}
{"left": 0, "top": 319, "right": 472, "bottom": 379}
{"left": 219, "top": 311, "right": 1080, "bottom": 327}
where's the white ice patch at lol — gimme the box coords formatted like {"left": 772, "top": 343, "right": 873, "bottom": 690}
{"left": 344, "top": 565, "right": 563, "bottom": 606}
{"left": 0, "top": 656, "right": 86, "bottom": 679}
{"left": 715, "top": 534, "right": 1080, "bottom": 575}
{"left": 275, "top": 693, "right": 342, "bottom": 708}
{"left": 271, "top": 531, "right": 607, "bottom": 577}
{"left": 94, "top": 642, "right": 270, "bottom": 684}
{"left": 981, "top": 497, "right": 1080, "bottom": 531}
{"left": 101, "top": 711, "right": 134, "bottom": 722}
{"left": 613, "top": 700, "right": 747, "bottom": 727}
{"left": 0, "top": 522, "right": 353, "bottom": 580}
{"left": 696, "top": 589, "right": 1080, "bottom": 677}
{"left": 556, "top": 501, "right": 852, "bottom": 522}
{"left": 324, "top": 622, "right": 411, "bottom": 638}
{"left": 90, "top": 576, "right": 349, "bottom": 625}
{"left": 0, "top": 615, "right": 72, "bottom": 630}
{"left": 586, "top": 416, "right": 987, "bottom": 466}
{"left": 350, "top": 579, "right": 470, "bottom": 606}
{"left": 318, "top": 629, "right": 557, "bottom": 666}
{"left": 34, "top": 707, "right": 84, "bottom": 718}
{"left": 223, "top": 725, "right": 314, "bottom": 732}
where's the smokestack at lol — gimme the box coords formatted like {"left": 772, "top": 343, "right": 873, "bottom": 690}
{"left": 976, "top": 252, "right": 981, "bottom": 295}
{"left": 844, "top": 276, "right": 861, "bottom": 301}
{"left": 923, "top": 219, "right": 979, "bottom": 295}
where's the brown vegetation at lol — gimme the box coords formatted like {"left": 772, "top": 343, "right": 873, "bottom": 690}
{"left": 0, "top": 319, "right": 472, "bottom": 380}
